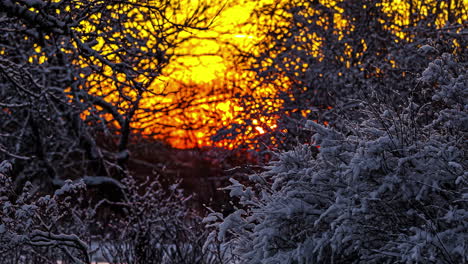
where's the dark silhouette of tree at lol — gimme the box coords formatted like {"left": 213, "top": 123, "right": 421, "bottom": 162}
{"left": 0, "top": 0, "right": 220, "bottom": 188}
{"left": 214, "top": 0, "right": 466, "bottom": 154}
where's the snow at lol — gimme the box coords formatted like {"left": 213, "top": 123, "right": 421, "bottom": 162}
{"left": 206, "top": 47, "right": 468, "bottom": 263}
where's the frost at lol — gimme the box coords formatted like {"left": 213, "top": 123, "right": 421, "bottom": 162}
{"left": 0, "top": 160, "right": 12, "bottom": 175}
{"left": 54, "top": 179, "right": 85, "bottom": 196}
{"left": 417, "top": 44, "right": 438, "bottom": 55}
{"left": 212, "top": 48, "right": 467, "bottom": 263}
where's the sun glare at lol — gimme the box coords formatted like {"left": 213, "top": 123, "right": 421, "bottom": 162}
{"left": 136, "top": 0, "right": 277, "bottom": 149}
{"left": 73, "top": 0, "right": 465, "bottom": 149}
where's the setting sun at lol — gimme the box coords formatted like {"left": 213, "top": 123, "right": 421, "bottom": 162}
{"left": 75, "top": 0, "right": 468, "bottom": 149}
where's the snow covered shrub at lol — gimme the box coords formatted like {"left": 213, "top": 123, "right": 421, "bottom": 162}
{"left": 93, "top": 176, "right": 224, "bottom": 264}
{"left": 1, "top": 160, "right": 225, "bottom": 264}
{"left": 0, "top": 160, "right": 91, "bottom": 264}
{"left": 206, "top": 47, "right": 467, "bottom": 263}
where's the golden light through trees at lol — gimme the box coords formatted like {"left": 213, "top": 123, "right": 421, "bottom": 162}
{"left": 131, "top": 0, "right": 279, "bottom": 149}
{"left": 80, "top": 0, "right": 467, "bottom": 149}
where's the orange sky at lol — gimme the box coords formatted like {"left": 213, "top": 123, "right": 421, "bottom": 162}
{"left": 167, "top": 2, "right": 259, "bottom": 83}
{"left": 141, "top": 0, "right": 277, "bottom": 149}
{"left": 80, "top": 0, "right": 467, "bottom": 149}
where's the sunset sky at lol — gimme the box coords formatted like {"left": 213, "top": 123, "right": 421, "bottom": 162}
{"left": 83, "top": 0, "right": 467, "bottom": 149}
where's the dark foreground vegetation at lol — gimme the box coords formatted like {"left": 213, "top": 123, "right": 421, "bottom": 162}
{"left": 1, "top": 0, "right": 466, "bottom": 263}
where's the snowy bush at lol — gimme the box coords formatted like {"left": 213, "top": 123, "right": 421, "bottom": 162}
{"left": 91, "top": 176, "right": 225, "bottom": 264}
{"left": 1, "top": 161, "right": 225, "bottom": 264}
{"left": 207, "top": 47, "right": 467, "bottom": 263}
{"left": 0, "top": 160, "right": 91, "bottom": 263}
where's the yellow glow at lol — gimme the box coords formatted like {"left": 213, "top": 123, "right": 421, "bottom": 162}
{"left": 18, "top": 0, "right": 465, "bottom": 149}
{"left": 234, "top": 34, "right": 254, "bottom": 39}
